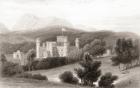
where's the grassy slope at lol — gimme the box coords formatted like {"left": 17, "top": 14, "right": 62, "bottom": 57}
{"left": 30, "top": 57, "right": 140, "bottom": 88}
{"left": 29, "top": 57, "right": 121, "bottom": 82}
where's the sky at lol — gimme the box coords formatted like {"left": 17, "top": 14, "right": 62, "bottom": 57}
{"left": 0, "top": 0, "right": 140, "bottom": 34}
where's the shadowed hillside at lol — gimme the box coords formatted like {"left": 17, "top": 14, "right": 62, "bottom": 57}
{"left": 0, "top": 26, "right": 139, "bottom": 54}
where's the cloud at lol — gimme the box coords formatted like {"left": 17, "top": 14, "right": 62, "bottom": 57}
{"left": 0, "top": 0, "right": 140, "bottom": 35}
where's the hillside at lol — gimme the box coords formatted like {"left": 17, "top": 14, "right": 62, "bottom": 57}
{"left": 0, "top": 26, "right": 139, "bottom": 54}
{"left": 29, "top": 56, "right": 140, "bottom": 88}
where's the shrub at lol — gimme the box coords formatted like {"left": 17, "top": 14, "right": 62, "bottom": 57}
{"left": 99, "top": 72, "right": 118, "bottom": 88}
{"left": 59, "top": 71, "right": 78, "bottom": 84}
{"left": 32, "top": 74, "right": 47, "bottom": 80}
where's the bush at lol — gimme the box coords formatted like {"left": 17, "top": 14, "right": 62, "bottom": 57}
{"left": 22, "top": 60, "right": 39, "bottom": 71}
{"left": 32, "top": 74, "right": 47, "bottom": 80}
{"left": 99, "top": 72, "right": 118, "bottom": 88}
{"left": 59, "top": 71, "right": 78, "bottom": 84}
{"left": 16, "top": 73, "right": 48, "bottom": 80}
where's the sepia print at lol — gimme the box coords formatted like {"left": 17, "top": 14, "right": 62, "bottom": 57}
{"left": 0, "top": 0, "right": 140, "bottom": 88}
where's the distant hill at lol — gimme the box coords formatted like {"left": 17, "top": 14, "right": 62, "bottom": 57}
{"left": 0, "top": 26, "right": 139, "bottom": 54}
{"left": 13, "top": 14, "right": 73, "bottom": 31}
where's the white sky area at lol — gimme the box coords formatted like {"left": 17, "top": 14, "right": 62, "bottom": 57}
{"left": 0, "top": 0, "right": 140, "bottom": 34}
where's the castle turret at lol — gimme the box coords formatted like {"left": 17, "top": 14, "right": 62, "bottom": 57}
{"left": 63, "top": 42, "right": 69, "bottom": 57}
{"left": 36, "top": 38, "right": 40, "bottom": 58}
{"left": 75, "top": 38, "right": 80, "bottom": 49}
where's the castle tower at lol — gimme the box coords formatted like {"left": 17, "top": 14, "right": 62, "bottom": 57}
{"left": 63, "top": 42, "right": 69, "bottom": 57}
{"left": 57, "top": 36, "right": 69, "bottom": 57}
{"left": 75, "top": 38, "right": 80, "bottom": 49}
{"left": 36, "top": 38, "right": 40, "bottom": 58}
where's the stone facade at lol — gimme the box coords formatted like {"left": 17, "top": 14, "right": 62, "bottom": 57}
{"left": 36, "top": 35, "right": 80, "bottom": 59}
{"left": 13, "top": 50, "right": 26, "bottom": 65}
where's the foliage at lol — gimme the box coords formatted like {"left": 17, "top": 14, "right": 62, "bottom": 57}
{"left": 1, "top": 61, "right": 23, "bottom": 77}
{"left": 67, "top": 48, "right": 84, "bottom": 63}
{"left": 0, "top": 42, "right": 35, "bottom": 54}
{"left": 0, "top": 54, "right": 7, "bottom": 63}
{"left": 75, "top": 53, "right": 101, "bottom": 86}
{"left": 35, "top": 57, "right": 67, "bottom": 70}
{"left": 59, "top": 71, "right": 78, "bottom": 84}
{"left": 111, "top": 38, "right": 140, "bottom": 70}
{"left": 24, "top": 56, "right": 81, "bottom": 71}
{"left": 26, "top": 49, "right": 36, "bottom": 71}
{"left": 83, "top": 39, "right": 106, "bottom": 57}
{"left": 1, "top": 30, "right": 129, "bottom": 55}
{"left": 99, "top": 72, "right": 118, "bottom": 88}
{"left": 16, "top": 73, "right": 47, "bottom": 80}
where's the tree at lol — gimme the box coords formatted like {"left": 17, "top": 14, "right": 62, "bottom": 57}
{"left": 67, "top": 48, "right": 84, "bottom": 63}
{"left": 111, "top": 38, "right": 139, "bottom": 70}
{"left": 83, "top": 39, "right": 106, "bottom": 57}
{"left": 75, "top": 53, "right": 101, "bottom": 86}
{"left": 99, "top": 72, "right": 118, "bottom": 88}
{"left": 26, "top": 49, "right": 36, "bottom": 71}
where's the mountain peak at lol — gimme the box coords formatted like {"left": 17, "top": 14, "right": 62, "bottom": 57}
{"left": 13, "top": 14, "right": 73, "bottom": 31}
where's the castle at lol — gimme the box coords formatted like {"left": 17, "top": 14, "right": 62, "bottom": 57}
{"left": 12, "top": 50, "right": 26, "bottom": 65}
{"left": 36, "top": 35, "right": 80, "bottom": 59}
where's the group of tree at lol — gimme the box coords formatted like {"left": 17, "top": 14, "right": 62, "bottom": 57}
{"left": 60, "top": 53, "right": 118, "bottom": 88}
{"left": 83, "top": 39, "right": 106, "bottom": 57}
{"left": 111, "top": 38, "right": 140, "bottom": 70}
{"left": 0, "top": 54, "right": 23, "bottom": 77}
{"left": 0, "top": 42, "right": 35, "bottom": 54}
{"left": 0, "top": 53, "right": 47, "bottom": 80}
{"left": 23, "top": 48, "right": 68, "bottom": 71}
